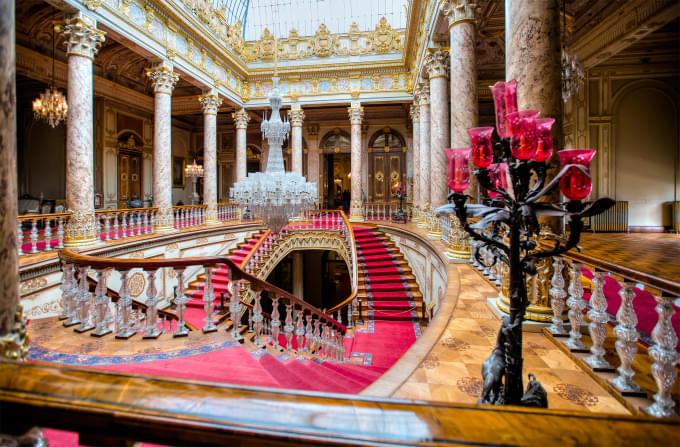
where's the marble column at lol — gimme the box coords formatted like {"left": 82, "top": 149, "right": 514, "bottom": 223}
{"left": 232, "top": 108, "right": 249, "bottom": 182}
{"left": 410, "top": 103, "right": 421, "bottom": 221}
{"left": 361, "top": 123, "right": 369, "bottom": 201}
{"left": 444, "top": 0, "right": 479, "bottom": 200}
{"left": 293, "top": 252, "right": 304, "bottom": 299}
{"left": 147, "top": 61, "right": 179, "bottom": 232}
{"left": 425, "top": 50, "right": 450, "bottom": 237}
{"left": 0, "top": 0, "right": 20, "bottom": 352}
{"left": 307, "top": 124, "right": 320, "bottom": 205}
{"left": 506, "top": 0, "right": 562, "bottom": 231}
{"left": 288, "top": 105, "right": 305, "bottom": 176}
{"left": 199, "top": 88, "right": 222, "bottom": 224}
{"left": 348, "top": 102, "right": 364, "bottom": 221}
{"left": 418, "top": 82, "right": 431, "bottom": 228}
{"left": 61, "top": 13, "right": 105, "bottom": 246}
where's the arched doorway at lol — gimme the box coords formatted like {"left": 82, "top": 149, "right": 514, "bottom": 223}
{"left": 368, "top": 127, "right": 407, "bottom": 202}
{"left": 319, "top": 128, "right": 351, "bottom": 209}
{"left": 116, "top": 132, "right": 143, "bottom": 208}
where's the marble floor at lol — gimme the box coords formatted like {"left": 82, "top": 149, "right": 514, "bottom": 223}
{"left": 392, "top": 264, "right": 630, "bottom": 415}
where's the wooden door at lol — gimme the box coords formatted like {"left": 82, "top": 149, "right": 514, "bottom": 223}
{"left": 370, "top": 153, "right": 402, "bottom": 201}
{"left": 118, "top": 151, "right": 142, "bottom": 208}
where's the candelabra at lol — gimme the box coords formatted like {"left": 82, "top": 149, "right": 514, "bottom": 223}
{"left": 185, "top": 159, "right": 204, "bottom": 205}
{"left": 391, "top": 182, "right": 407, "bottom": 224}
{"left": 436, "top": 80, "right": 614, "bottom": 407}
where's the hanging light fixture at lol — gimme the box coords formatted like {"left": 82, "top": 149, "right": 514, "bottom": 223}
{"left": 33, "top": 13, "right": 68, "bottom": 128}
{"left": 185, "top": 159, "right": 204, "bottom": 205}
{"left": 229, "top": 4, "right": 317, "bottom": 233}
{"left": 561, "top": 0, "right": 585, "bottom": 103}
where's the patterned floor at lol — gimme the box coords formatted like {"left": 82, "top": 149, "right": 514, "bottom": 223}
{"left": 578, "top": 232, "right": 680, "bottom": 282}
{"left": 392, "top": 264, "right": 630, "bottom": 414}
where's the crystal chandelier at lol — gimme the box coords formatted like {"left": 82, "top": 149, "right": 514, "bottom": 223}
{"left": 185, "top": 159, "right": 204, "bottom": 205}
{"left": 230, "top": 77, "right": 317, "bottom": 233}
{"left": 33, "top": 13, "right": 68, "bottom": 128}
{"left": 560, "top": 0, "right": 585, "bottom": 103}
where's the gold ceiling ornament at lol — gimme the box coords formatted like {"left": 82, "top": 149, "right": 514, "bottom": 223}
{"left": 253, "top": 28, "right": 276, "bottom": 61}
{"left": 369, "top": 17, "right": 402, "bottom": 53}
{"left": 227, "top": 21, "right": 245, "bottom": 57}
{"left": 83, "top": 0, "right": 104, "bottom": 11}
{"left": 309, "top": 24, "right": 339, "bottom": 58}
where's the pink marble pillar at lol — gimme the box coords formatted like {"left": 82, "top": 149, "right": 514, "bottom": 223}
{"left": 199, "top": 88, "right": 222, "bottom": 224}
{"left": 506, "top": 0, "right": 562, "bottom": 231}
{"left": 293, "top": 252, "right": 304, "bottom": 299}
{"left": 426, "top": 50, "right": 450, "bottom": 227}
{"left": 147, "top": 61, "right": 179, "bottom": 232}
{"left": 418, "top": 83, "right": 431, "bottom": 227}
{"left": 410, "top": 103, "right": 421, "bottom": 221}
{"left": 348, "top": 103, "right": 364, "bottom": 221}
{"left": 0, "top": 0, "right": 19, "bottom": 341}
{"left": 361, "top": 123, "right": 369, "bottom": 201}
{"left": 444, "top": 1, "right": 479, "bottom": 200}
{"left": 61, "top": 13, "right": 105, "bottom": 246}
{"left": 232, "top": 108, "right": 249, "bottom": 182}
{"left": 307, "top": 124, "right": 320, "bottom": 205}
{"left": 288, "top": 105, "right": 305, "bottom": 176}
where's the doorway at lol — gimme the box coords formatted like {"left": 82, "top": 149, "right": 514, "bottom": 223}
{"left": 324, "top": 153, "right": 351, "bottom": 210}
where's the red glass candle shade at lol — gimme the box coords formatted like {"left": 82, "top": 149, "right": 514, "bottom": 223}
{"left": 467, "top": 127, "right": 494, "bottom": 168}
{"left": 506, "top": 110, "right": 540, "bottom": 160}
{"left": 489, "top": 80, "right": 519, "bottom": 139}
{"left": 445, "top": 148, "right": 472, "bottom": 193}
{"left": 534, "top": 118, "right": 555, "bottom": 162}
{"left": 557, "top": 149, "right": 596, "bottom": 201}
{"left": 487, "top": 163, "right": 509, "bottom": 198}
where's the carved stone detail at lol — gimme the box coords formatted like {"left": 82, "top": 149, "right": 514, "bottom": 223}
{"left": 0, "top": 304, "right": 29, "bottom": 361}
{"left": 369, "top": 17, "right": 402, "bottom": 53}
{"left": 424, "top": 49, "right": 450, "bottom": 79}
{"left": 199, "top": 92, "right": 222, "bottom": 115}
{"left": 441, "top": 0, "right": 479, "bottom": 27}
{"left": 59, "top": 13, "right": 106, "bottom": 59}
{"left": 147, "top": 63, "right": 179, "bottom": 95}
{"left": 288, "top": 108, "right": 305, "bottom": 128}
{"left": 309, "top": 24, "right": 339, "bottom": 58}
{"left": 232, "top": 108, "right": 250, "bottom": 129}
{"left": 348, "top": 105, "right": 364, "bottom": 125}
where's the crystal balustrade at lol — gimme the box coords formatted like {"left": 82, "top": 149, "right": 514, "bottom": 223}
{"left": 58, "top": 245, "right": 347, "bottom": 362}
{"left": 467, "top": 235, "right": 680, "bottom": 418}
{"left": 363, "top": 201, "right": 413, "bottom": 221}
{"left": 17, "top": 203, "right": 245, "bottom": 256}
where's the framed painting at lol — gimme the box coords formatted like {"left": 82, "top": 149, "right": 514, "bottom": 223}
{"left": 173, "top": 156, "right": 186, "bottom": 188}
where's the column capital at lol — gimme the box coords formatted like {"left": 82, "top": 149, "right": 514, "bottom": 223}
{"left": 307, "top": 123, "right": 320, "bottom": 136}
{"left": 199, "top": 88, "right": 222, "bottom": 115}
{"left": 58, "top": 12, "right": 106, "bottom": 59}
{"left": 288, "top": 105, "right": 305, "bottom": 127}
{"left": 232, "top": 108, "right": 250, "bottom": 129}
{"left": 417, "top": 83, "right": 430, "bottom": 105}
{"left": 410, "top": 104, "right": 420, "bottom": 123}
{"left": 146, "top": 61, "right": 179, "bottom": 94}
{"left": 425, "top": 49, "right": 450, "bottom": 80}
{"left": 348, "top": 102, "right": 364, "bottom": 125}
{"left": 441, "top": 0, "right": 479, "bottom": 28}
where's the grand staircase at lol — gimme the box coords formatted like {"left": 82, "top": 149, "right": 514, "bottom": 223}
{"left": 354, "top": 227, "right": 424, "bottom": 322}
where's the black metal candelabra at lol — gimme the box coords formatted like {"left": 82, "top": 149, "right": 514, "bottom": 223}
{"left": 437, "top": 137, "right": 614, "bottom": 407}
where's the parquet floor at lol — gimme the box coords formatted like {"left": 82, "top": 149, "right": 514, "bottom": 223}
{"left": 578, "top": 232, "right": 680, "bottom": 282}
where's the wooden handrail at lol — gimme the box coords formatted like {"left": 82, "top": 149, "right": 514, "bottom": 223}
{"left": 58, "top": 248, "right": 346, "bottom": 334}
{"left": 94, "top": 207, "right": 157, "bottom": 215}
{"left": 17, "top": 212, "right": 71, "bottom": 222}
{"left": 239, "top": 229, "right": 271, "bottom": 268}
{"left": 541, "top": 241, "right": 680, "bottom": 297}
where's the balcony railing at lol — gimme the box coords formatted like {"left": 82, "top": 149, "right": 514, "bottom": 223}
{"left": 363, "top": 201, "right": 412, "bottom": 221}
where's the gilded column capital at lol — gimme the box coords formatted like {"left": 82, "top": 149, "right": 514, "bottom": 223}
{"left": 199, "top": 90, "right": 222, "bottom": 115}
{"left": 288, "top": 107, "right": 305, "bottom": 127}
{"left": 410, "top": 104, "right": 420, "bottom": 123}
{"left": 232, "top": 108, "right": 250, "bottom": 129}
{"left": 441, "top": 0, "right": 478, "bottom": 28}
{"left": 146, "top": 61, "right": 179, "bottom": 95}
{"left": 418, "top": 83, "right": 430, "bottom": 105}
{"left": 59, "top": 12, "right": 106, "bottom": 59}
{"left": 348, "top": 103, "right": 364, "bottom": 125}
{"left": 425, "top": 49, "right": 450, "bottom": 79}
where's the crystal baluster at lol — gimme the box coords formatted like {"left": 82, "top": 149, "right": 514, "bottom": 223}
{"left": 252, "top": 289, "right": 264, "bottom": 348}
{"left": 113, "top": 214, "right": 119, "bottom": 240}
{"left": 646, "top": 294, "right": 679, "bottom": 418}
{"left": 74, "top": 265, "right": 94, "bottom": 333}
{"left": 585, "top": 271, "right": 612, "bottom": 369}
{"left": 59, "top": 263, "right": 73, "bottom": 321}
{"left": 304, "top": 315, "right": 314, "bottom": 352}
{"left": 565, "top": 262, "right": 587, "bottom": 350}
{"left": 173, "top": 268, "right": 189, "bottom": 337}
{"left": 202, "top": 266, "right": 217, "bottom": 333}
{"left": 547, "top": 256, "right": 568, "bottom": 335}
{"left": 44, "top": 218, "right": 52, "bottom": 251}
{"left": 92, "top": 268, "right": 112, "bottom": 336}
{"left": 284, "top": 302, "right": 294, "bottom": 350}
{"left": 143, "top": 269, "right": 162, "bottom": 339}
{"left": 30, "top": 219, "right": 38, "bottom": 254}
{"left": 271, "top": 296, "right": 281, "bottom": 349}
{"left": 122, "top": 212, "right": 128, "bottom": 237}
{"left": 104, "top": 215, "right": 111, "bottom": 241}
{"left": 295, "top": 309, "right": 305, "bottom": 352}
{"left": 229, "top": 279, "right": 243, "bottom": 340}
{"left": 609, "top": 280, "right": 642, "bottom": 393}
{"left": 62, "top": 264, "right": 80, "bottom": 327}
{"left": 17, "top": 222, "right": 23, "bottom": 256}
{"left": 116, "top": 270, "right": 136, "bottom": 338}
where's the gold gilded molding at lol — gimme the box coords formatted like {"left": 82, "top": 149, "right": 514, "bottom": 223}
{"left": 0, "top": 304, "right": 29, "bottom": 361}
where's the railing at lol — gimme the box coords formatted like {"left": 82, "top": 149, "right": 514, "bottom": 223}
{"left": 58, "top": 245, "right": 346, "bottom": 362}
{"left": 363, "top": 201, "right": 412, "bottom": 221}
{"left": 469, "top": 237, "right": 680, "bottom": 418}
{"left": 18, "top": 203, "right": 246, "bottom": 256}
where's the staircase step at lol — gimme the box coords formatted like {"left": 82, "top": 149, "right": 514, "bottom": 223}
{"left": 258, "top": 355, "right": 317, "bottom": 391}
{"left": 320, "top": 362, "right": 385, "bottom": 384}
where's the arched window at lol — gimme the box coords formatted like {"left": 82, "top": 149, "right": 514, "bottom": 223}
{"left": 368, "top": 127, "right": 406, "bottom": 152}
{"left": 319, "top": 128, "right": 351, "bottom": 153}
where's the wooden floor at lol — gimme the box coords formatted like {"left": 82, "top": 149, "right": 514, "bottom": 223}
{"left": 578, "top": 232, "right": 680, "bottom": 282}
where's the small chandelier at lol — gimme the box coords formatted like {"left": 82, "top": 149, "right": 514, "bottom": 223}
{"left": 33, "top": 13, "right": 68, "bottom": 128}
{"left": 560, "top": 0, "right": 585, "bottom": 103}
{"left": 185, "top": 159, "right": 204, "bottom": 178}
